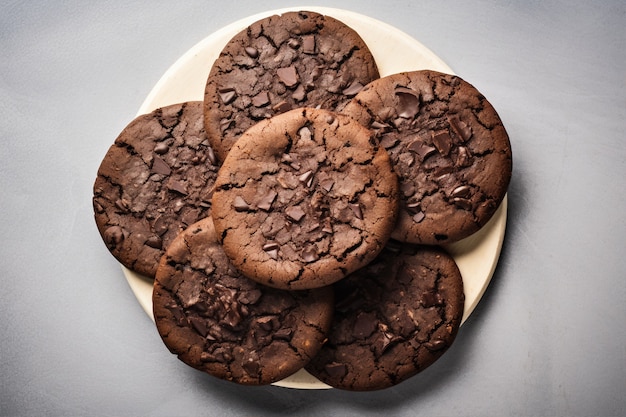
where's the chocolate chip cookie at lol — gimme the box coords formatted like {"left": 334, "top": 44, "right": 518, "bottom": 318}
{"left": 152, "top": 217, "right": 334, "bottom": 385}
{"left": 211, "top": 108, "right": 399, "bottom": 290}
{"left": 342, "top": 70, "right": 512, "bottom": 244}
{"left": 93, "top": 102, "right": 219, "bottom": 278}
{"left": 305, "top": 242, "right": 464, "bottom": 390}
{"left": 204, "top": 10, "right": 380, "bottom": 162}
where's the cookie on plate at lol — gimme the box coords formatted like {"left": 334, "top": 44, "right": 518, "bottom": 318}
{"left": 305, "top": 242, "right": 464, "bottom": 391}
{"left": 152, "top": 217, "right": 334, "bottom": 385}
{"left": 211, "top": 108, "right": 399, "bottom": 290}
{"left": 204, "top": 10, "right": 380, "bottom": 161}
{"left": 342, "top": 70, "right": 512, "bottom": 244}
{"left": 93, "top": 101, "right": 219, "bottom": 278}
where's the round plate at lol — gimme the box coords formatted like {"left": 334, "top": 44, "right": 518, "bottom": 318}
{"left": 122, "top": 7, "right": 508, "bottom": 390}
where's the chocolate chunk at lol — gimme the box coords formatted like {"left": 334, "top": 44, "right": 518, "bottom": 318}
{"left": 104, "top": 225, "right": 125, "bottom": 246}
{"left": 233, "top": 196, "right": 252, "bottom": 212}
{"left": 298, "top": 170, "right": 314, "bottom": 187}
{"left": 454, "top": 146, "right": 472, "bottom": 167}
{"left": 380, "top": 135, "right": 399, "bottom": 150}
{"left": 424, "top": 339, "right": 446, "bottom": 351}
{"left": 432, "top": 130, "right": 452, "bottom": 156}
{"left": 395, "top": 87, "right": 420, "bottom": 118}
{"left": 353, "top": 311, "right": 377, "bottom": 338}
{"left": 302, "top": 34, "right": 315, "bottom": 54}
{"left": 324, "top": 362, "right": 347, "bottom": 378}
{"left": 188, "top": 316, "right": 209, "bottom": 337}
{"left": 244, "top": 46, "right": 258, "bottom": 58}
{"left": 408, "top": 140, "right": 437, "bottom": 161}
{"left": 262, "top": 242, "right": 279, "bottom": 260}
{"left": 252, "top": 91, "right": 270, "bottom": 107}
{"left": 152, "top": 155, "right": 171, "bottom": 176}
{"left": 285, "top": 205, "right": 306, "bottom": 222}
{"left": 167, "top": 179, "right": 187, "bottom": 195}
{"left": 292, "top": 84, "right": 306, "bottom": 101}
{"left": 242, "top": 355, "right": 260, "bottom": 376}
{"left": 420, "top": 291, "right": 442, "bottom": 307}
{"left": 218, "top": 88, "right": 237, "bottom": 105}
{"left": 115, "top": 198, "right": 129, "bottom": 212}
{"left": 154, "top": 142, "right": 169, "bottom": 154}
{"left": 145, "top": 235, "right": 162, "bottom": 249}
{"left": 373, "top": 328, "right": 401, "bottom": 356}
{"left": 257, "top": 190, "right": 277, "bottom": 211}
{"left": 277, "top": 66, "right": 299, "bottom": 88}
{"left": 342, "top": 81, "right": 364, "bottom": 97}
{"left": 400, "top": 182, "right": 415, "bottom": 198}
{"left": 219, "top": 118, "right": 232, "bottom": 133}
{"left": 273, "top": 328, "right": 293, "bottom": 341}
{"left": 453, "top": 197, "right": 472, "bottom": 211}
{"left": 272, "top": 101, "right": 292, "bottom": 114}
{"left": 451, "top": 185, "right": 471, "bottom": 199}
{"left": 301, "top": 245, "right": 319, "bottom": 263}
{"left": 412, "top": 211, "right": 426, "bottom": 223}
{"left": 449, "top": 115, "right": 472, "bottom": 142}
{"left": 320, "top": 178, "right": 334, "bottom": 192}
{"left": 350, "top": 203, "right": 363, "bottom": 220}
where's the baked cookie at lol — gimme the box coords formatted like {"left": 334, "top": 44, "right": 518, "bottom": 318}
{"left": 204, "top": 10, "right": 380, "bottom": 161}
{"left": 93, "top": 102, "right": 219, "bottom": 278}
{"left": 211, "top": 108, "right": 399, "bottom": 290}
{"left": 305, "top": 242, "right": 464, "bottom": 391}
{"left": 152, "top": 217, "right": 334, "bottom": 385}
{"left": 342, "top": 70, "right": 512, "bottom": 244}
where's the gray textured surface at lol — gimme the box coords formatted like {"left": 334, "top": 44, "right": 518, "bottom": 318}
{"left": 1, "top": 1, "right": 625, "bottom": 416}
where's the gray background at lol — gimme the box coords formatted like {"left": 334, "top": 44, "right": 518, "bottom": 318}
{"left": 2, "top": 0, "right": 625, "bottom": 416}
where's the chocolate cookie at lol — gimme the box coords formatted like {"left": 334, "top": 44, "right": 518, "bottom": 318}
{"left": 342, "top": 70, "right": 512, "bottom": 244}
{"left": 211, "top": 108, "right": 399, "bottom": 290}
{"left": 305, "top": 242, "right": 464, "bottom": 391}
{"left": 152, "top": 217, "right": 334, "bottom": 385}
{"left": 204, "top": 10, "right": 380, "bottom": 161}
{"left": 93, "top": 102, "right": 219, "bottom": 278}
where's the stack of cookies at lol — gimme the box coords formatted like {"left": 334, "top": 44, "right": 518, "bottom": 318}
{"left": 93, "top": 11, "right": 511, "bottom": 391}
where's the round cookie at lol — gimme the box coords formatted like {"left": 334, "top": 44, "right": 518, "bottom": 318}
{"left": 342, "top": 70, "right": 512, "bottom": 244}
{"left": 204, "top": 10, "right": 380, "bottom": 162}
{"left": 305, "top": 242, "right": 465, "bottom": 391}
{"left": 211, "top": 108, "right": 399, "bottom": 290}
{"left": 152, "top": 217, "right": 334, "bottom": 386}
{"left": 93, "top": 102, "right": 219, "bottom": 278}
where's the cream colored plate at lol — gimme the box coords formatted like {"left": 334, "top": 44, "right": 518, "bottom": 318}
{"left": 122, "top": 7, "right": 508, "bottom": 390}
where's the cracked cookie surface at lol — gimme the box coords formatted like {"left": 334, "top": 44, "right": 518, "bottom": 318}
{"left": 93, "top": 102, "right": 219, "bottom": 278}
{"left": 203, "top": 10, "right": 380, "bottom": 162}
{"left": 152, "top": 217, "right": 334, "bottom": 385}
{"left": 211, "top": 108, "right": 399, "bottom": 290}
{"left": 342, "top": 70, "right": 512, "bottom": 244}
{"left": 305, "top": 242, "right": 464, "bottom": 391}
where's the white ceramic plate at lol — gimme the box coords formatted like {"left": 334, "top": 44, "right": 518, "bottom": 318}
{"left": 122, "top": 7, "right": 508, "bottom": 390}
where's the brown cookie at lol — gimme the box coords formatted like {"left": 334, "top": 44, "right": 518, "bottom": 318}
{"left": 305, "top": 242, "right": 464, "bottom": 391}
{"left": 204, "top": 10, "right": 380, "bottom": 161}
{"left": 93, "top": 102, "right": 219, "bottom": 278}
{"left": 211, "top": 108, "right": 399, "bottom": 290}
{"left": 152, "top": 217, "right": 334, "bottom": 385}
{"left": 342, "top": 70, "right": 512, "bottom": 244}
